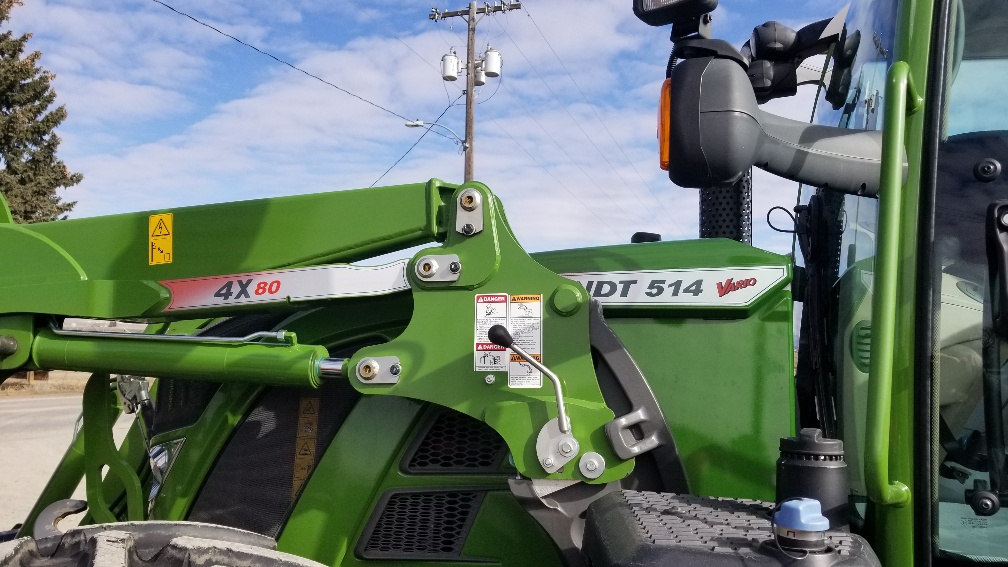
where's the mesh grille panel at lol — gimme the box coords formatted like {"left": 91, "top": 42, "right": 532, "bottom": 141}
{"left": 187, "top": 379, "right": 360, "bottom": 537}
{"left": 359, "top": 490, "right": 484, "bottom": 560}
{"left": 699, "top": 171, "right": 753, "bottom": 244}
{"left": 404, "top": 409, "right": 511, "bottom": 473}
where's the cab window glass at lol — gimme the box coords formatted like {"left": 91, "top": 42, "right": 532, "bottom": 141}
{"left": 934, "top": 0, "right": 1008, "bottom": 560}
{"left": 806, "top": 0, "right": 896, "bottom": 513}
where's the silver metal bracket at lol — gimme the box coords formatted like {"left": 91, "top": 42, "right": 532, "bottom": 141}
{"left": 414, "top": 254, "right": 462, "bottom": 282}
{"left": 115, "top": 375, "right": 152, "bottom": 414}
{"left": 355, "top": 356, "right": 401, "bottom": 385}
{"left": 605, "top": 406, "right": 662, "bottom": 459}
{"left": 536, "top": 417, "right": 579, "bottom": 474}
{"left": 455, "top": 188, "right": 484, "bottom": 236}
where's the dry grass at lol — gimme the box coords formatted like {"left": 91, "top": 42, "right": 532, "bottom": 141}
{"left": 0, "top": 371, "right": 89, "bottom": 396}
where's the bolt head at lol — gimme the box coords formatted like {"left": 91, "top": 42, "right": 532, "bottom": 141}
{"left": 449, "top": 261, "right": 462, "bottom": 274}
{"left": 485, "top": 374, "right": 495, "bottom": 384}
{"left": 560, "top": 442, "right": 574, "bottom": 456}
{"left": 585, "top": 460, "right": 598, "bottom": 472}
{"left": 543, "top": 457, "right": 554, "bottom": 468}
{"left": 389, "top": 364, "right": 401, "bottom": 376}
{"left": 462, "top": 223, "right": 476, "bottom": 235}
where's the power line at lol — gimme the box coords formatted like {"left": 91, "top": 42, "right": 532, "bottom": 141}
{"left": 151, "top": 0, "right": 411, "bottom": 122}
{"left": 371, "top": 94, "right": 464, "bottom": 187}
{"left": 500, "top": 83, "right": 641, "bottom": 227}
{"left": 521, "top": 5, "right": 682, "bottom": 233}
{"left": 491, "top": 119, "right": 624, "bottom": 242}
{"left": 343, "top": 0, "right": 440, "bottom": 73}
{"left": 494, "top": 15, "right": 674, "bottom": 231}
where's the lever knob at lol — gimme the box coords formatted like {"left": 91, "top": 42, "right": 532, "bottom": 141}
{"left": 488, "top": 324, "right": 514, "bottom": 348}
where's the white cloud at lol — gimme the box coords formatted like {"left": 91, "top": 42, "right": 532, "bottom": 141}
{"left": 9, "top": 0, "right": 839, "bottom": 255}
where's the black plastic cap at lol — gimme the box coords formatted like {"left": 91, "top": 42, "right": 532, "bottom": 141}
{"left": 780, "top": 428, "right": 844, "bottom": 456}
{"left": 487, "top": 325, "right": 513, "bottom": 348}
{"left": 631, "top": 232, "right": 662, "bottom": 243}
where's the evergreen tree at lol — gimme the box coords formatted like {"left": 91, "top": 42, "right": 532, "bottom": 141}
{"left": 0, "top": 0, "right": 80, "bottom": 223}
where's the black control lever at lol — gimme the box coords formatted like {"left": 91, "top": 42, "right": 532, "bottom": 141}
{"left": 488, "top": 325, "right": 571, "bottom": 433}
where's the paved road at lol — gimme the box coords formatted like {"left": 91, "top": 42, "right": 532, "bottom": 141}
{"left": 0, "top": 395, "right": 134, "bottom": 530}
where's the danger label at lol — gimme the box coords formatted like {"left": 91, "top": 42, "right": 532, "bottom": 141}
{"left": 149, "top": 213, "right": 173, "bottom": 265}
{"left": 474, "top": 294, "right": 508, "bottom": 372}
{"left": 508, "top": 294, "right": 542, "bottom": 388}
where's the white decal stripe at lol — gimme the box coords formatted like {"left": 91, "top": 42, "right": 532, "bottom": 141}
{"left": 562, "top": 266, "right": 788, "bottom": 307}
{"left": 161, "top": 260, "right": 411, "bottom": 311}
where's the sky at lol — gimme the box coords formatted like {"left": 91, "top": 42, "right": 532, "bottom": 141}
{"left": 7, "top": 0, "right": 847, "bottom": 255}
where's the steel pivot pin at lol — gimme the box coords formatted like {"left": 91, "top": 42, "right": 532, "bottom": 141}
{"left": 416, "top": 257, "right": 439, "bottom": 278}
{"left": 459, "top": 189, "right": 481, "bottom": 211}
{"left": 357, "top": 358, "right": 380, "bottom": 381}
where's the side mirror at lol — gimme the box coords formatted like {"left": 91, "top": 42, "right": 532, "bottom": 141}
{"left": 666, "top": 38, "right": 893, "bottom": 195}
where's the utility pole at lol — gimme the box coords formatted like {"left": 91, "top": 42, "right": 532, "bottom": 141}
{"left": 430, "top": 1, "right": 521, "bottom": 182}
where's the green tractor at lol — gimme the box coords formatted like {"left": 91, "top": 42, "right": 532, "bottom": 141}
{"left": 0, "top": 0, "right": 1004, "bottom": 565}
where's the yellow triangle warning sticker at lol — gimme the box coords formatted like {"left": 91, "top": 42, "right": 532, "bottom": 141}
{"left": 151, "top": 219, "right": 171, "bottom": 237}
{"left": 301, "top": 400, "right": 316, "bottom": 415}
{"left": 298, "top": 442, "right": 314, "bottom": 456}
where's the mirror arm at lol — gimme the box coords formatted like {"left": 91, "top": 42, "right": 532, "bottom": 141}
{"left": 754, "top": 110, "right": 904, "bottom": 196}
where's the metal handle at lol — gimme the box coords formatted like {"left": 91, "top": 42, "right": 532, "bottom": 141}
{"left": 488, "top": 324, "right": 570, "bottom": 433}
{"left": 864, "top": 61, "right": 920, "bottom": 508}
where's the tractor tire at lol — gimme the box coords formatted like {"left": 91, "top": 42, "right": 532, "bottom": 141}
{"left": 0, "top": 521, "right": 325, "bottom": 567}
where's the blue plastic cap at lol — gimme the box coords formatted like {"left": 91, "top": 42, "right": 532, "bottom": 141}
{"left": 774, "top": 498, "right": 830, "bottom": 532}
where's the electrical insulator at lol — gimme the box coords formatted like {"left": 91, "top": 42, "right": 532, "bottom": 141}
{"left": 474, "top": 61, "right": 487, "bottom": 86}
{"left": 483, "top": 46, "right": 501, "bottom": 77}
{"left": 442, "top": 50, "right": 459, "bottom": 81}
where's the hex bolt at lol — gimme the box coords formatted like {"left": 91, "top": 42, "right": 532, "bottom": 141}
{"left": 543, "top": 457, "right": 554, "bottom": 468}
{"left": 449, "top": 261, "right": 462, "bottom": 274}
{"left": 389, "top": 364, "right": 401, "bottom": 376}
{"left": 416, "top": 257, "right": 439, "bottom": 279}
{"left": 485, "top": 374, "right": 495, "bottom": 385}
{"left": 357, "top": 358, "right": 380, "bottom": 381}
{"left": 462, "top": 223, "right": 476, "bottom": 235}
{"left": 560, "top": 442, "right": 574, "bottom": 456}
{"left": 579, "top": 452, "right": 605, "bottom": 479}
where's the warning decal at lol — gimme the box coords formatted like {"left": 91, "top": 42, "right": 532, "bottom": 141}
{"left": 474, "top": 294, "right": 508, "bottom": 372}
{"left": 292, "top": 396, "right": 319, "bottom": 499}
{"left": 149, "top": 213, "right": 173, "bottom": 265}
{"left": 508, "top": 294, "right": 542, "bottom": 388}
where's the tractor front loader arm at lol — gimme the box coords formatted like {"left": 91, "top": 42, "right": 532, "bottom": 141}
{"left": 0, "top": 179, "right": 631, "bottom": 490}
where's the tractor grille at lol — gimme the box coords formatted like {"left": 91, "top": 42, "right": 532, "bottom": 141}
{"left": 358, "top": 490, "right": 484, "bottom": 560}
{"left": 403, "top": 409, "right": 511, "bottom": 473}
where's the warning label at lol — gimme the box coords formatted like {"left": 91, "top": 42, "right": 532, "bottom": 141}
{"left": 149, "top": 213, "right": 173, "bottom": 265}
{"left": 292, "top": 396, "right": 319, "bottom": 498}
{"left": 474, "top": 294, "right": 508, "bottom": 372}
{"left": 508, "top": 294, "right": 542, "bottom": 388}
